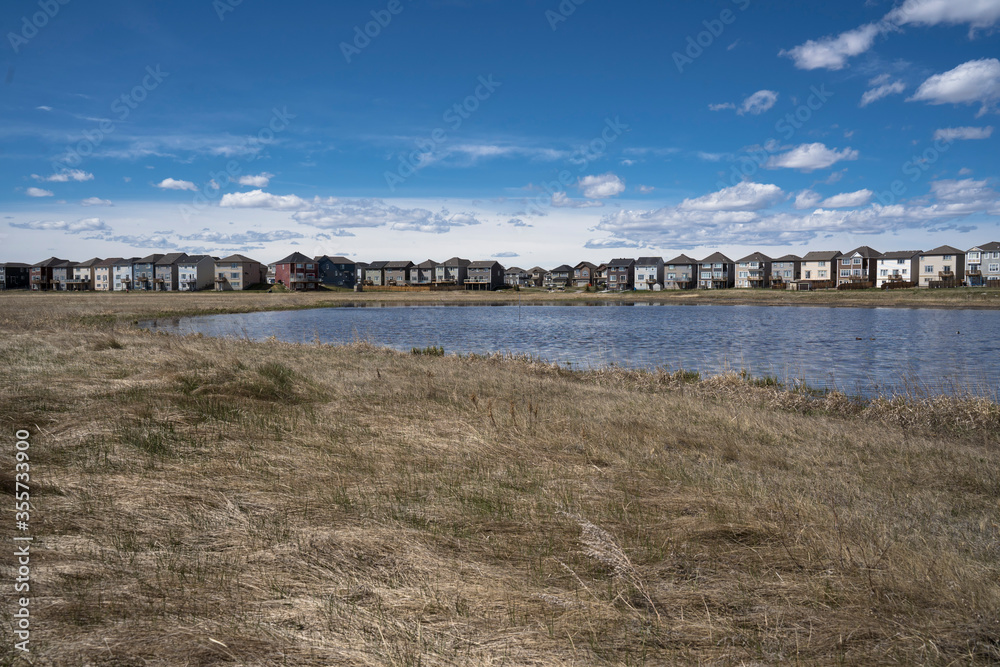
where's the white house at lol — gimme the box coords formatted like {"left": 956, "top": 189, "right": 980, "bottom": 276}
{"left": 875, "top": 251, "right": 920, "bottom": 288}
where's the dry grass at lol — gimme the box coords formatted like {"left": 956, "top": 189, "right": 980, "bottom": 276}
{"left": 1, "top": 294, "right": 999, "bottom": 665}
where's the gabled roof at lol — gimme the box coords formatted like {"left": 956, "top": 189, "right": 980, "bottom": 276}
{"left": 275, "top": 252, "right": 313, "bottom": 265}
{"left": 74, "top": 257, "right": 103, "bottom": 268}
{"left": 135, "top": 253, "right": 165, "bottom": 264}
{"left": 802, "top": 250, "right": 842, "bottom": 261}
{"left": 469, "top": 260, "right": 501, "bottom": 268}
{"left": 528, "top": 266, "right": 547, "bottom": 273}
{"left": 415, "top": 259, "right": 438, "bottom": 269}
{"left": 665, "top": 254, "right": 699, "bottom": 265}
{"left": 1, "top": 262, "right": 31, "bottom": 268}
{"left": 922, "top": 245, "right": 965, "bottom": 256}
{"left": 969, "top": 241, "right": 1000, "bottom": 252}
{"left": 736, "top": 252, "right": 772, "bottom": 263}
{"left": 607, "top": 258, "right": 635, "bottom": 268}
{"left": 95, "top": 257, "right": 123, "bottom": 268}
{"left": 178, "top": 254, "right": 213, "bottom": 264}
{"left": 700, "top": 252, "right": 734, "bottom": 264}
{"left": 772, "top": 254, "right": 801, "bottom": 262}
{"left": 354, "top": 261, "right": 369, "bottom": 269}
{"left": 635, "top": 256, "right": 664, "bottom": 265}
{"left": 384, "top": 260, "right": 414, "bottom": 269}
{"left": 217, "top": 254, "right": 261, "bottom": 263}
{"left": 441, "top": 257, "right": 472, "bottom": 267}
{"left": 549, "top": 264, "right": 574, "bottom": 272}
{"left": 316, "top": 255, "right": 354, "bottom": 264}
{"left": 504, "top": 266, "right": 526, "bottom": 273}
{"left": 574, "top": 261, "right": 597, "bottom": 270}
{"left": 843, "top": 245, "right": 883, "bottom": 259}
{"left": 366, "top": 261, "right": 389, "bottom": 270}
{"left": 155, "top": 252, "right": 188, "bottom": 266}
{"left": 32, "top": 257, "right": 69, "bottom": 268}
{"left": 880, "top": 250, "right": 922, "bottom": 260}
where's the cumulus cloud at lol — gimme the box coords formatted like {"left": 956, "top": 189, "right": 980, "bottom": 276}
{"left": 738, "top": 90, "right": 779, "bottom": 115}
{"left": 390, "top": 210, "right": 482, "bottom": 234}
{"left": 583, "top": 237, "right": 644, "bottom": 250}
{"left": 886, "top": 0, "right": 1000, "bottom": 32}
{"left": 32, "top": 169, "right": 93, "bottom": 182}
{"left": 506, "top": 217, "right": 532, "bottom": 227}
{"left": 908, "top": 59, "right": 1000, "bottom": 114}
{"left": 178, "top": 229, "right": 305, "bottom": 244}
{"left": 80, "top": 197, "right": 113, "bottom": 206}
{"left": 934, "top": 126, "right": 994, "bottom": 141}
{"left": 819, "top": 189, "right": 874, "bottom": 208}
{"left": 237, "top": 172, "right": 274, "bottom": 187}
{"left": 780, "top": 23, "right": 881, "bottom": 70}
{"left": 860, "top": 74, "right": 906, "bottom": 106}
{"left": 578, "top": 173, "right": 626, "bottom": 199}
{"left": 766, "top": 143, "right": 859, "bottom": 172}
{"left": 155, "top": 178, "right": 198, "bottom": 191}
{"left": 793, "top": 190, "right": 823, "bottom": 209}
{"left": 220, "top": 189, "right": 309, "bottom": 210}
{"left": 11, "top": 217, "right": 110, "bottom": 233}
{"left": 551, "top": 192, "right": 604, "bottom": 208}
{"left": 679, "top": 182, "right": 785, "bottom": 212}
{"left": 26, "top": 187, "right": 54, "bottom": 197}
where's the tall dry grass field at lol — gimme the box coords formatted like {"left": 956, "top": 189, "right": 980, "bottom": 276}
{"left": 1, "top": 293, "right": 998, "bottom": 665}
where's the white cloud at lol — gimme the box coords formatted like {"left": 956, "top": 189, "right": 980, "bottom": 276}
{"left": 506, "top": 217, "right": 531, "bottom": 227}
{"left": 36, "top": 105, "right": 52, "bottom": 111}
{"left": 32, "top": 169, "right": 94, "bottom": 182}
{"left": 793, "top": 190, "right": 823, "bottom": 209}
{"left": 637, "top": 185, "right": 656, "bottom": 194}
{"left": 390, "top": 210, "right": 482, "bottom": 234}
{"left": 678, "top": 182, "right": 785, "bottom": 212}
{"left": 934, "top": 126, "right": 994, "bottom": 141}
{"left": 578, "top": 173, "right": 625, "bottom": 199}
{"left": 26, "top": 187, "right": 53, "bottom": 197}
{"left": 709, "top": 102, "right": 736, "bottom": 111}
{"left": 220, "top": 189, "right": 309, "bottom": 210}
{"left": 238, "top": 172, "right": 275, "bottom": 187}
{"left": 550, "top": 192, "right": 603, "bottom": 208}
{"left": 583, "top": 237, "right": 644, "bottom": 250}
{"left": 179, "top": 229, "right": 304, "bottom": 244}
{"left": 908, "top": 59, "right": 1000, "bottom": 113}
{"left": 860, "top": 78, "right": 906, "bottom": 106}
{"left": 819, "top": 189, "right": 874, "bottom": 208}
{"left": 80, "top": 197, "right": 113, "bottom": 206}
{"left": 155, "top": 178, "right": 198, "bottom": 191}
{"left": 780, "top": 23, "right": 880, "bottom": 70}
{"left": 738, "top": 90, "right": 779, "bottom": 115}
{"left": 886, "top": 0, "right": 1000, "bottom": 32}
{"left": 766, "top": 143, "right": 859, "bottom": 172}
{"left": 493, "top": 251, "right": 519, "bottom": 258}
{"left": 11, "top": 217, "right": 110, "bottom": 233}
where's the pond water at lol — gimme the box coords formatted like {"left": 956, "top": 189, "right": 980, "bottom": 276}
{"left": 141, "top": 303, "right": 1000, "bottom": 398}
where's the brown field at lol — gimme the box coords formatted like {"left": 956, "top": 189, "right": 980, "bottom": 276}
{"left": 1, "top": 292, "right": 999, "bottom": 665}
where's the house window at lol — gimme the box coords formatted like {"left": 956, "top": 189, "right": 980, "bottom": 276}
{"left": 818, "top": 271, "right": 827, "bottom": 278}
{"left": 231, "top": 263, "right": 238, "bottom": 269}
{"left": 819, "top": 261, "right": 826, "bottom": 267}
{"left": 924, "top": 265, "right": 934, "bottom": 273}
{"left": 969, "top": 252, "right": 980, "bottom": 261}
{"left": 989, "top": 264, "right": 1000, "bottom": 272}
{"left": 853, "top": 269, "right": 862, "bottom": 277}
{"left": 943, "top": 266, "right": 952, "bottom": 274}
{"left": 840, "top": 270, "right": 851, "bottom": 277}
{"left": 231, "top": 272, "right": 239, "bottom": 279}
{"left": 943, "top": 255, "right": 952, "bottom": 260}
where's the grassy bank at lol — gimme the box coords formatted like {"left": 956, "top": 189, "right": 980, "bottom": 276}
{"left": 1, "top": 297, "right": 999, "bottom": 665}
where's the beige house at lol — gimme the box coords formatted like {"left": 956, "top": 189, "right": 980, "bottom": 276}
{"left": 798, "top": 250, "right": 841, "bottom": 288}
{"left": 917, "top": 245, "right": 965, "bottom": 287}
{"left": 214, "top": 254, "right": 266, "bottom": 291}
{"left": 93, "top": 258, "right": 122, "bottom": 291}
{"left": 67, "top": 258, "right": 101, "bottom": 291}
{"left": 664, "top": 254, "right": 698, "bottom": 290}
{"left": 735, "top": 252, "right": 771, "bottom": 288}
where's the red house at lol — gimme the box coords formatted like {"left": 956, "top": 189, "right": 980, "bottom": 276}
{"left": 274, "top": 252, "right": 319, "bottom": 290}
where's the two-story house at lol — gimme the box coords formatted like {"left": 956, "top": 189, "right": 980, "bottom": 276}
{"left": 50, "top": 259, "right": 74, "bottom": 291}
{"left": 316, "top": 255, "right": 356, "bottom": 288}
{"left": 92, "top": 258, "right": 121, "bottom": 291}
{"left": 435, "top": 258, "right": 471, "bottom": 285}
{"left": 274, "top": 252, "right": 319, "bottom": 290}
{"left": 837, "top": 246, "right": 883, "bottom": 287}
{"left": 965, "top": 242, "right": 1000, "bottom": 287}
{"left": 113, "top": 258, "right": 138, "bottom": 291}
{"left": 875, "top": 251, "right": 920, "bottom": 288}
{"left": 545, "top": 265, "right": 574, "bottom": 288}
{"left": 798, "top": 251, "right": 841, "bottom": 289}
{"left": 384, "top": 261, "right": 414, "bottom": 285}
{"left": 504, "top": 266, "right": 531, "bottom": 286}
{"left": 770, "top": 254, "right": 801, "bottom": 289}
{"left": 663, "top": 254, "right": 698, "bottom": 290}
{"left": 364, "top": 261, "right": 389, "bottom": 286}
{"left": 411, "top": 260, "right": 438, "bottom": 285}
{"left": 466, "top": 260, "right": 505, "bottom": 290}
{"left": 918, "top": 245, "right": 965, "bottom": 287}
{"left": 177, "top": 255, "right": 216, "bottom": 291}
{"left": 606, "top": 258, "right": 635, "bottom": 291}
{"left": 634, "top": 257, "right": 665, "bottom": 290}
{"left": 527, "top": 266, "right": 547, "bottom": 287}
{"left": 214, "top": 254, "right": 265, "bottom": 291}
{"left": 30, "top": 257, "right": 66, "bottom": 291}
{"left": 573, "top": 261, "right": 598, "bottom": 287}
{"left": 698, "top": 253, "right": 734, "bottom": 289}
{"left": 154, "top": 253, "right": 189, "bottom": 291}
{"left": 67, "top": 258, "right": 101, "bottom": 290}
{"left": 132, "top": 254, "right": 164, "bottom": 291}
{"left": 735, "top": 252, "right": 771, "bottom": 289}
{"left": 0, "top": 263, "right": 30, "bottom": 290}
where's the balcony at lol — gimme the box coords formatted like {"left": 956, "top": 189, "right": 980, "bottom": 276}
{"left": 938, "top": 270, "right": 955, "bottom": 278}
{"left": 967, "top": 269, "right": 981, "bottom": 276}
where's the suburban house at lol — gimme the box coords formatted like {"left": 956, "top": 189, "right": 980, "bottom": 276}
{"left": 698, "top": 253, "right": 735, "bottom": 289}
{"left": 504, "top": 266, "right": 531, "bottom": 286}
{"left": 132, "top": 254, "right": 165, "bottom": 291}
{"left": 595, "top": 263, "right": 607, "bottom": 286}
{"left": 527, "top": 266, "right": 547, "bottom": 287}
{"left": 30, "top": 258, "right": 65, "bottom": 291}
{"left": 664, "top": 254, "right": 698, "bottom": 290}
{"left": 966, "top": 242, "right": 1000, "bottom": 287}
{"left": 634, "top": 257, "right": 665, "bottom": 290}
{"left": 274, "top": 252, "right": 319, "bottom": 290}
{"left": 384, "top": 261, "right": 414, "bottom": 285}
{"left": 573, "top": 261, "right": 598, "bottom": 287}
{"left": 113, "top": 258, "right": 138, "bottom": 291}
{"left": 177, "top": 255, "right": 216, "bottom": 291}
{"left": 876, "top": 251, "right": 921, "bottom": 288}
{"left": 435, "top": 257, "right": 471, "bottom": 285}
{"left": 466, "top": 260, "right": 505, "bottom": 290}
{"left": 735, "top": 252, "right": 771, "bottom": 289}
{"left": 316, "top": 256, "right": 356, "bottom": 288}
{"left": 214, "top": 254, "right": 265, "bottom": 291}
{"left": 798, "top": 251, "right": 841, "bottom": 289}
{"left": 92, "top": 258, "right": 120, "bottom": 291}
{"left": 411, "top": 260, "right": 438, "bottom": 285}
{"left": 50, "top": 259, "right": 74, "bottom": 291}
{"left": 0, "top": 263, "right": 30, "bottom": 290}
{"left": 154, "top": 253, "right": 189, "bottom": 291}
{"left": 606, "top": 258, "right": 635, "bottom": 291}
{"left": 837, "top": 246, "right": 883, "bottom": 287}
{"left": 770, "top": 254, "right": 801, "bottom": 288}
{"left": 918, "top": 245, "right": 965, "bottom": 287}
{"left": 67, "top": 257, "right": 102, "bottom": 291}
{"left": 364, "top": 261, "right": 389, "bottom": 286}
{"left": 545, "top": 265, "right": 574, "bottom": 288}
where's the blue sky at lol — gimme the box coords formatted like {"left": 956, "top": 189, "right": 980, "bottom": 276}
{"left": 2, "top": 0, "right": 999, "bottom": 266}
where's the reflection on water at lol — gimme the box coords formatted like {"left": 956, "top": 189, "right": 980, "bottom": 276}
{"left": 142, "top": 303, "right": 1000, "bottom": 398}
